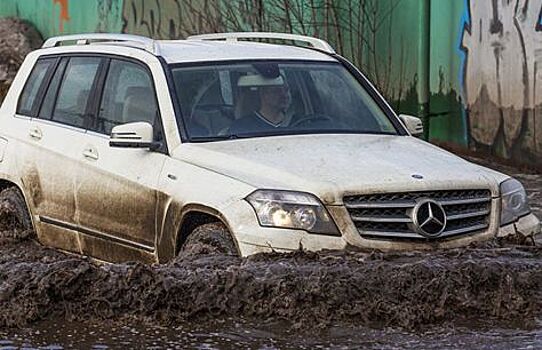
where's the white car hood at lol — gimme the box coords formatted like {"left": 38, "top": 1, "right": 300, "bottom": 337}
{"left": 172, "top": 134, "right": 507, "bottom": 204}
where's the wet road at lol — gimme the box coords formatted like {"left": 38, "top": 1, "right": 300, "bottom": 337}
{"left": 0, "top": 157, "right": 540, "bottom": 349}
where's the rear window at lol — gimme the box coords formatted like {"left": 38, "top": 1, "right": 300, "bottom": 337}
{"left": 17, "top": 58, "right": 55, "bottom": 116}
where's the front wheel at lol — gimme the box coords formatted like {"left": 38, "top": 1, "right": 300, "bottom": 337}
{"left": 180, "top": 222, "right": 239, "bottom": 256}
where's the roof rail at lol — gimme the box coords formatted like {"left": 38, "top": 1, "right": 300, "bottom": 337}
{"left": 42, "top": 33, "right": 158, "bottom": 54}
{"left": 187, "top": 32, "right": 335, "bottom": 54}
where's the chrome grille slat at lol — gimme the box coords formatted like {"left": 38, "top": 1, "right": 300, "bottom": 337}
{"left": 447, "top": 209, "right": 490, "bottom": 221}
{"left": 344, "top": 201, "right": 415, "bottom": 209}
{"left": 360, "top": 230, "right": 421, "bottom": 239}
{"left": 439, "top": 197, "right": 491, "bottom": 206}
{"left": 350, "top": 215, "right": 412, "bottom": 223}
{"left": 345, "top": 196, "right": 492, "bottom": 209}
{"left": 344, "top": 189, "right": 492, "bottom": 241}
{"left": 439, "top": 223, "right": 489, "bottom": 238}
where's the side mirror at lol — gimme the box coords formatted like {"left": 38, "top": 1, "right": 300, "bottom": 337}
{"left": 110, "top": 122, "right": 159, "bottom": 149}
{"left": 399, "top": 114, "right": 424, "bottom": 137}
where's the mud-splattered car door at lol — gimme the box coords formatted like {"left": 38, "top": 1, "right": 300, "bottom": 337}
{"left": 20, "top": 56, "right": 103, "bottom": 254}
{"left": 74, "top": 58, "right": 166, "bottom": 263}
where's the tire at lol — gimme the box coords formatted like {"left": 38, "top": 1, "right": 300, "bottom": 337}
{"left": 0, "top": 186, "right": 33, "bottom": 231}
{"left": 181, "top": 222, "right": 239, "bottom": 256}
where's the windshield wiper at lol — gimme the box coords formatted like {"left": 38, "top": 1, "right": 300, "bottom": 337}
{"left": 188, "top": 130, "right": 397, "bottom": 142}
{"left": 188, "top": 134, "right": 244, "bottom": 142}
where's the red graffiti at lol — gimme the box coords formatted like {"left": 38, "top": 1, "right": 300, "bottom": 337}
{"left": 53, "top": 0, "right": 70, "bottom": 32}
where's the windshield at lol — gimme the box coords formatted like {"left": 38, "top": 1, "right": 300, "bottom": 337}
{"left": 170, "top": 61, "right": 399, "bottom": 141}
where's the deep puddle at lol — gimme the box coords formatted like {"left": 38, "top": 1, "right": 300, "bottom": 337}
{"left": 0, "top": 161, "right": 540, "bottom": 349}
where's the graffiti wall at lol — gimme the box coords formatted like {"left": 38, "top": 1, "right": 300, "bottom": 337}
{"left": 462, "top": 0, "right": 542, "bottom": 163}
{"left": 0, "top": 0, "right": 541, "bottom": 164}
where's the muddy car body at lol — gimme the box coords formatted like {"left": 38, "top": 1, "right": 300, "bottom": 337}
{"left": 0, "top": 33, "right": 539, "bottom": 263}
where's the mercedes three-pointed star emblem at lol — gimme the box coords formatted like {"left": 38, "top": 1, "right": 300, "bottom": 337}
{"left": 412, "top": 199, "right": 447, "bottom": 238}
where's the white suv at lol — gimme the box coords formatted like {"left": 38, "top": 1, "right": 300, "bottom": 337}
{"left": 0, "top": 33, "right": 539, "bottom": 263}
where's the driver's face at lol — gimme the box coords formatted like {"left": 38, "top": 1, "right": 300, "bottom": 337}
{"left": 260, "top": 84, "right": 291, "bottom": 111}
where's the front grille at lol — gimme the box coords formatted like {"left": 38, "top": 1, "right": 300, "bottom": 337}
{"left": 344, "top": 189, "right": 492, "bottom": 240}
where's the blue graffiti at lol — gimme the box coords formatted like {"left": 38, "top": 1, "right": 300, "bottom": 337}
{"left": 538, "top": 6, "right": 542, "bottom": 31}
{"left": 456, "top": 0, "right": 471, "bottom": 145}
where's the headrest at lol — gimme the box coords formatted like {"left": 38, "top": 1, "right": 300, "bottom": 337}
{"left": 125, "top": 86, "right": 151, "bottom": 99}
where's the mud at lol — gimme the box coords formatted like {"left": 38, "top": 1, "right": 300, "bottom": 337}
{"left": 0, "top": 18, "right": 42, "bottom": 84}
{"left": 0, "top": 209, "right": 541, "bottom": 331}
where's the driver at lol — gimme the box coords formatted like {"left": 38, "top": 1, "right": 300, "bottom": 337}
{"left": 229, "top": 73, "right": 291, "bottom": 134}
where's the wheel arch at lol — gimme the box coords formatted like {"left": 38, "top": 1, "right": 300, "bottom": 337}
{"left": 0, "top": 178, "right": 18, "bottom": 192}
{"left": 177, "top": 207, "right": 221, "bottom": 251}
{"left": 156, "top": 201, "right": 238, "bottom": 262}
{"left": 0, "top": 177, "right": 31, "bottom": 207}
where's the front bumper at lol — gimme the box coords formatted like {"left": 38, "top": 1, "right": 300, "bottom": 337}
{"left": 223, "top": 200, "right": 541, "bottom": 256}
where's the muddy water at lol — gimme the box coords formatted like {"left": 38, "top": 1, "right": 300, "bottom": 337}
{"left": 0, "top": 161, "right": 540, "bottom": 349}
{"left": 1, "top": 319, "right": 541, "bottom": 349}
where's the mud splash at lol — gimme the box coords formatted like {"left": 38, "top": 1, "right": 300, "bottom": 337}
{"left": 0, "top": 201, "right": 540, "bottom": 330}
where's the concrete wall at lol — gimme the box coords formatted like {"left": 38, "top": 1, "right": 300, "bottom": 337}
{"left": 0, "top": 0, "right": 540, "bottom": 164}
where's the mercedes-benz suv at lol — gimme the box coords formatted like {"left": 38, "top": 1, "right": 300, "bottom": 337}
{"left": 0, "top": 32, "right": 538, "bottom": 263}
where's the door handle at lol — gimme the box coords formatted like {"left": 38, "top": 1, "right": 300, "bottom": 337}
{"left": 82, "top": 146, "right": 99, "bottom": 160}
{"left": 29, "top": 127, "right": 42, "bottom": 140}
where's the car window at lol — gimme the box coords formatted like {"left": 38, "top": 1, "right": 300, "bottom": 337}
{"left": 309, "top": 69, "right": 391, "bottom": 132}
{"left": 17, "top": 58, "right": 55, "bottom": 116}
{"left": 171, "top": 68, "right": 233, "bottom": 137}
{"left": 94, "top": 59, "right": 158, "bottom": 135}
{"left": 49, "top": 57, "right": 101, "bottom": 129}
{"left": 171, "top": 62, "right": 398, "bottom": 140}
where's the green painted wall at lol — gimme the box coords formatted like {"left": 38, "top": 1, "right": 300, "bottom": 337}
{"left": 0, "top": 0, "right": 123, "bottom": 37}
{"left": 428, "top": 0, "right": 467, "bottom": 146}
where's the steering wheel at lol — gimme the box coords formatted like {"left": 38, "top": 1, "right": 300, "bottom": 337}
{"left": 290, "top": 114, "right": 334, "bottom": 128}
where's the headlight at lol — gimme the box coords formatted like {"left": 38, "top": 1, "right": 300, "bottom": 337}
{"left": 500, "top": 178, "right": 530, "bottom": 226}
{"left": 246, "top": 190, "right": 340, "bottom": 235}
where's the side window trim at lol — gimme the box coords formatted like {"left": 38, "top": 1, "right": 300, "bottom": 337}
{"left": 89, "top": 58, "right": 111, "bottom": 132}
{"left": 84, "top": 58, "right": 110, "bottom": 131}
{"left": 19, "top": 53, "right": 168, "bottom": 154}
{"left": 36, "top": 57, "right": 68, "bottom": 120}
